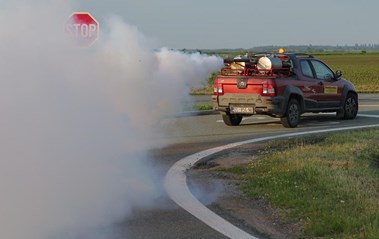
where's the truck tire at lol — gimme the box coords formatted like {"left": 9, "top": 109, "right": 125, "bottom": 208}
{"left": 280, "top": 98, "right": 300, "bottom": 128}
{"left": 222, "top": 113, "right": 242, "bottom": 126}
{"left": 336, "top": 93, "right": 358, "bottom": 120}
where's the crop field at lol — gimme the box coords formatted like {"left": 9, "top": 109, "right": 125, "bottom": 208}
{"left": 317, "top": 53, "right": 379, "bottom": 92}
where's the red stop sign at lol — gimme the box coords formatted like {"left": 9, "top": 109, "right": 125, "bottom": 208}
{"left": 65, "top": 12, "right": 99, "bottom": 47}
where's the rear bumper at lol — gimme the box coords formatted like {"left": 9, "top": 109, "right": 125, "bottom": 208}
{"left": 213, "top": 94, "right": 285, "bottom": 116}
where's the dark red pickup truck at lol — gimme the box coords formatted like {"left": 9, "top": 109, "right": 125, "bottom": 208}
{"left": 212, "top": 53, "right": 358, "bottom": 128}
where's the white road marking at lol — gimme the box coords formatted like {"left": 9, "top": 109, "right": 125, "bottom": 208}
{"left": 360, "top": 105, "right": 379, "bottom": 107}
{"left": 216, "top": 112, "right": 379, "bottom": 124}
{"left": 358, "top": 113, "right": 379, "bottom": 118}
{"left": 165, "top": 115, "right": 379, "bottom": 239}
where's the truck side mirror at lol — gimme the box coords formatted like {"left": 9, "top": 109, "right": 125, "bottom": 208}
{"left": 335, "top": 70, "right": 342, "bottom": 80}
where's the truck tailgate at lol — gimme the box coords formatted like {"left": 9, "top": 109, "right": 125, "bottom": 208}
{"left": 217, "top": 77, "right": 274, "bottom": 94}
{"left": 214, "top": 77, "right": 276, "bottom": 107}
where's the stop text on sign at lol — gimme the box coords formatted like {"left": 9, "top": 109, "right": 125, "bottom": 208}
{"left": 66, "top": 23, "right": 97, "bottom": 38}
{"left": 65, "top": 12, "right": 99, "bottom": 47}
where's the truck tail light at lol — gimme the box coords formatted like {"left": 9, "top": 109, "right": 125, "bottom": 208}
{"left": 262, "top": 83, "right": 276, "bottom": 97}
{"left": 213, "top": 80, "right": 223, "bottom": 95}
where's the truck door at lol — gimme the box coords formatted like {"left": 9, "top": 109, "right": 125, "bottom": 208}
{"left": 299, "top": 60, "right": 323, "bottom": 109}
{"left": 309, "top": 60, "right": 342, "bottom": 108}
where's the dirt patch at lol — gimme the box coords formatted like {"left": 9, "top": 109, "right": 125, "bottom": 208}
{"left": 187, "top": 143, "right": 303, "bottom": 239}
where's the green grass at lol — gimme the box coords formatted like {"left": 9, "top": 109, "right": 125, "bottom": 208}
{"left": 194, "top": 103, "right": 213, "bottom": 110}
{"left": 191, "top": 86, "right": 214, "bottom": 95}
{"left": 191, "top": 72, "right": 218, "bottom": 95}
{"left": 180, "top": 102, "right": 214, "bottom": 111}
{"left": 225, "top": 128, "right": 379, "bottom": 238}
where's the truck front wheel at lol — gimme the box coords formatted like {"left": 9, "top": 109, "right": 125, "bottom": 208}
{"left": 280, "top": 98, "right": 301, "bottom": 128}
{"left": 336, "top": 93, "right": 358, "bottom": 120}
{"left": 222, "top": 113, "right": 242, "bottom": 126}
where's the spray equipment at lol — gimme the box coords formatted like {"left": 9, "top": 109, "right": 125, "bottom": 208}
{"left": 222, "top": 52, "right": 292, "bottom": 76}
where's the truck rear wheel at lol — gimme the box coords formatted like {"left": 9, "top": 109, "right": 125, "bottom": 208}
{"left": 280, "top": 98, "right": 300, "bottom": 128}
{"left": 222, "top": 113, "right": 242, "bottom": 126}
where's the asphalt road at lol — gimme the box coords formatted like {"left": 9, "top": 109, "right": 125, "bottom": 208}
{"left": 116, "top": 94, "right": 379, "bottom": 239}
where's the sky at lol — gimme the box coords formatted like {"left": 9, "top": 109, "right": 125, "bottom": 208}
{"left": 75, "top": 0, "right": 379, "bottom": 49}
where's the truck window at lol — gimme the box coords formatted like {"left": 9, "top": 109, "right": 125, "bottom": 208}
{"left": 300, "top": 60, "right": 313, "bottom": 78}
{"left": 311, "top": 60, "right": 334, "bottom": 80}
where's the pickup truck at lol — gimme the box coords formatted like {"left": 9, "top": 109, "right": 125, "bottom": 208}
{"left": 212, "top": 53, "right": 358, "bottom": 128}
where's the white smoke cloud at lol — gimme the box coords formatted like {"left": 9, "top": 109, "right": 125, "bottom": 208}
{"left": 0, "top": 1, "right": 223, "bottom": 239}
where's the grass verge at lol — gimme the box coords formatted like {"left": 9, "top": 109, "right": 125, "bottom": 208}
{"left": 194, "top": 103, "right": 213, "bottom": 111}
{"left": 224, "top": 129, "right": 379, "bottom": 238}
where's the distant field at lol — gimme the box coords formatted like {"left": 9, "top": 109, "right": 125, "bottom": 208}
{"left": 201, "top": 52, "right": 379, "bottom": 94}
{"left": 317, "top": 53, "right": 379, "bottom": 93}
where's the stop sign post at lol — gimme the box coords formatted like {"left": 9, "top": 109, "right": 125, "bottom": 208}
{"left": 65, "top": 12, "right": 99, "bottom": 47}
